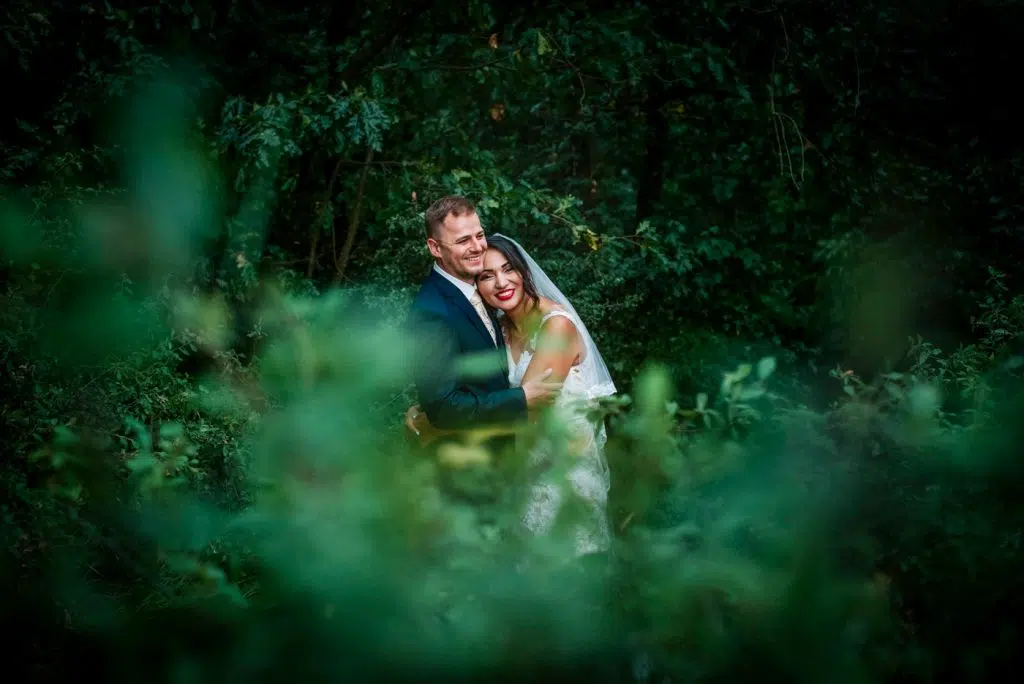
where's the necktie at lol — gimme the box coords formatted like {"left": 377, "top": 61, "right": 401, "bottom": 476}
{"left": 470, "top": 290, "right": 497, "bottom": 345}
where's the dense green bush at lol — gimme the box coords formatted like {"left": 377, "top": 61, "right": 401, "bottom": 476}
{"left": 4, "top": 2, "right": 1024, "bottom": 682}
{"left": 4, "top": 166, "right": 1024, "bottom": 682}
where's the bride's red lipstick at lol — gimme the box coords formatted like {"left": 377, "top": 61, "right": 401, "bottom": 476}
{"left": 496, "top": 287, "right": 515, "bottom": 302}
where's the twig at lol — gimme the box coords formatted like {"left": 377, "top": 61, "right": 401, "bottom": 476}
{"left": 306, "top": 228, "right": 319, "bottom": 279}
{"left": 777, "top": 110, "right": 806, "bottom": 186}
{"left": 44, "top": 269, "right": 67, "bottom": 304}
{"left": 741, "top": 1, "right": 781, "bottom": 14}
{"left": 333, "top": 148, "right": 375, "bottom": 283}
{"left": 772, "top": 115, "right": 785, "bottom": 180}
{"left": 375, "top": 54, "right": 514, "bottom": 72}
{"left": 778, "top": 13, "right": 790, "bottom": 64}
{"left": 335, "top": 159, "right": 423, "bottom": 167}
{"left": 535, "top": 65, "right": 630, "bottom": 85}
{"left": 323, "top": 156, "right": 345, "bottom": 280}
{"left": 536, "top": 31, "right": 587, "bottom": 107}
{"left": 767, "top": 84, "right": 805, "bottom": 190}
{"left": 853, "top": 44, "right": 861, "bottom": 117}
{"left": 93, "top": 428, "right": 137, "bottom": 447}
{"left": 619, "top": 511, "right": 635, "bottom": 532}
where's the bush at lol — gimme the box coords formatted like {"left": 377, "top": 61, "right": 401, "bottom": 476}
{"left": 6, "top": 214, "right": 1023, "bottom": 682}
{"left": 4, "top": 83, "right": 1024, "bottom": 684}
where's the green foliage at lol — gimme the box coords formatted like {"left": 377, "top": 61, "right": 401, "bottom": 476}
{"left": 6, "top": 173, "right": 1024, "bottom": 681}
{"left": 4, "top": 2, "right": 1024, "bottom": 682}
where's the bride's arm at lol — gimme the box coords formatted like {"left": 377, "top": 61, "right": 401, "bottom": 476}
{"left": 520, "top": 316, "right": 581, "bottom": 387}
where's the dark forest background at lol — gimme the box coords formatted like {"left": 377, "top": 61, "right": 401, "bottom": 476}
{"left": 3, "top": 1, "right": 1024, "bottom": 683}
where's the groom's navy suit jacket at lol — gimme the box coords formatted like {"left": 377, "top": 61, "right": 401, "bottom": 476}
{"left": 409, "top": 267, "right": 527, "bottom": 430}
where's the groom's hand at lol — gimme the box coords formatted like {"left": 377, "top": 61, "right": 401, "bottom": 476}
{"left": 522, "top": 368, "right": 562, "bottom": 408}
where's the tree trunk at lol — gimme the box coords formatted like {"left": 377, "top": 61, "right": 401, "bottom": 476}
{"left": 635, "top": 69, "right": 669, "bottom": 226}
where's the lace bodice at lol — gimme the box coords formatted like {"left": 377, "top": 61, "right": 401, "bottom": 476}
{"left": 505, "top": 310, "right": 616, "bottom": 403}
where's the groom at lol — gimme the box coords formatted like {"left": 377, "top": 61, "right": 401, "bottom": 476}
{"left": 408, "top": 195, "right": 560, "bottom": 436}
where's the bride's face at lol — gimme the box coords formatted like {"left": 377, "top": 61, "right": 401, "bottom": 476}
{"left": 476, "top": 248, "right": 524, "bottom": 311}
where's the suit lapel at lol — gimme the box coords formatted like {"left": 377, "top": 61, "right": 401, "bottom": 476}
{"left": 428, "top": 270, "right": 495, "bottom": 347}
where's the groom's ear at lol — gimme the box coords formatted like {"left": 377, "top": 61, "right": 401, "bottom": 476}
{"left": 426, "top": 237, "right": 443, "bottom": 260}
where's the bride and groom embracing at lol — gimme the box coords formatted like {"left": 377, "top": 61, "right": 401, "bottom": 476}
{"left": 405, "top": 195, "right": 618, "bottom": 557}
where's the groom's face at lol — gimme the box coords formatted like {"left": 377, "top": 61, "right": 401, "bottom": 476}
{"left": 427, "top": 211, "right": 487, "bottom": 282}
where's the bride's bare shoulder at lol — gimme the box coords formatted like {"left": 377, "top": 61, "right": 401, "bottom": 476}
{"left": 537, "top": 297, "right": 566, "bottom": 315}
{"left": 536, "top": 299, "right": 577, "bottom": 338}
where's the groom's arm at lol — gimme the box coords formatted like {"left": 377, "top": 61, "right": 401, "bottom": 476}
{"left": 410, "top": 309, "right": 527, "bottom": 430}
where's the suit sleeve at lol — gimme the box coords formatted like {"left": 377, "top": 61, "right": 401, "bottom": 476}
{"left": 409, "top": 307, "right": 527, "bottom": 430}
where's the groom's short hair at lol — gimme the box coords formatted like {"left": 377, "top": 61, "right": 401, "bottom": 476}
{"left": 425, "top": 195, "right": 477, "bottom": 239}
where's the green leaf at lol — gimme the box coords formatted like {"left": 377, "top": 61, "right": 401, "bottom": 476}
{"left": 734, "top": 363, "right": 752, "bottom": 382}
{"left": 454, "top": 350, "right": 505, "bottom": 379}
{"left": 756, "top": 356, "right": 776, "bottom": 380}
{"left": 908, "top": 383, "right": 941, "bottom": 418}
{"left": 738, "top": 387, "right": 765, "bottom": 401}
{"left": 537, "top": 32, "right": 551, "bottom": 55}
{"left": 125, "top": 453, "right": 158, "bottom": 473}
{"left": 707, "top": 56, "right": 725, "bottom": 83}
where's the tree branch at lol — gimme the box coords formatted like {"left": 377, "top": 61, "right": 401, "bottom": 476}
{"left": 374, "top": 54, "right": 515, "bottom": 72}
{"left": 335, "top": 159, "right": 423, "bottom": 167}
{"left": 538, "top": 31, "right": 587, "bottom": 106}
{"left": 333, "top": 148, "right": 374, "bottom": 283}
{"left": 318, "top": 156, "right": 345, "bottom": 280}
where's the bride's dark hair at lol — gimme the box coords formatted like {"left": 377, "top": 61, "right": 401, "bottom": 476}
{"left": 481, "top": 234, "right": 540, "bottom": 302}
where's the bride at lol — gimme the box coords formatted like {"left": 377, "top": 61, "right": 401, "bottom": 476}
{"left": 408, "top": 233, "right": 617, "bottom": 557}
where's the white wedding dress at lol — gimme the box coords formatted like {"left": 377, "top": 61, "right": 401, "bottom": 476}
{"left": 506, "top": 308, "right": 617, "bottom": 556}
